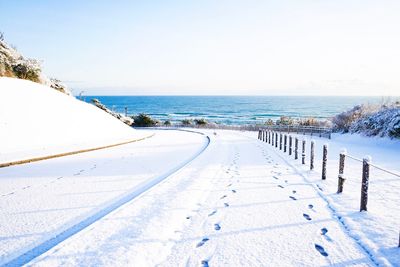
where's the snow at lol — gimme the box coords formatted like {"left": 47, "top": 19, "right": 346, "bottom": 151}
{"left": 0, "top": 79, "right": 399, "bottom": 266}
{"left": 0, "top": 77, "right": 148, "bottom": 163}
{"left": 332, "top": 103, "right": 400, "bottom": 138}
{"left": 0, "top": 129, "right": 208, "bottom": 265}
{"left": 2, "top": 130, "right": 394, "bottom": 267}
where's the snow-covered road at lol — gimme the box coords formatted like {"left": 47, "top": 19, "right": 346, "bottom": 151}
{"left": 0, "top": 129, "right": 208, "bottom": 265}
{"left": 22, "top": 130, "right": 378, "bottom": 266}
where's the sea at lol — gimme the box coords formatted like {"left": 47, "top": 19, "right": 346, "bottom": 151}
{"left": 83, "top": 96, "right": 385, "bottom": 125}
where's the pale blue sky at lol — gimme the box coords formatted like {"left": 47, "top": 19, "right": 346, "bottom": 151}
{"left": 1, "top": 0, "right": 400, "bottom": 95}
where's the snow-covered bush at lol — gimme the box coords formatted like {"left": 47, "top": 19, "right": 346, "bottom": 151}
{"left": 333, "top": 102, "right": 400, "bottom": 138}
{"left": 12, "top": 59, "right": 41, "bottom": 82}
{"left": 349, "top": 106, "right": 400, "bottom": 138}
{"left": 91, "top": 98, "right": 134, "bottom": 126}
{"left": 332, "top": 104, "right": 379, "bottom": 133}
{"left": 0, "top": 37, "right": 72, "bottom": 95}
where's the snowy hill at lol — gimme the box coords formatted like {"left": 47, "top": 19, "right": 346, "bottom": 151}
{"left": 0, "top": 77, "right": 148, "bottom": 163}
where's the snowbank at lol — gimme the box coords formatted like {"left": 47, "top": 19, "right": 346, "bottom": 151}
{"left": 0, "top": 77, "right": 148, "bottom": 163}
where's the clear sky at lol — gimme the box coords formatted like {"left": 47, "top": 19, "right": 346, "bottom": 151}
{"left": 1, "top": 0, "right": 400, "bottom": 96}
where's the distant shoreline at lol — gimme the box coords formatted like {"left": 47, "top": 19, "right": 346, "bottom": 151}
{"left": 82, "top": 95, "right": 387, "bottom": 125}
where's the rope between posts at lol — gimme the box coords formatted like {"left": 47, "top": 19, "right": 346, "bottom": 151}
{"left": 369, "top": 163, "right": 400, "bottom": 178}
{"left": 346, "top": 154, "right": 400, "bottom": 178}
{"left": 346, "top": 154, "right": 363, "bottom": 163}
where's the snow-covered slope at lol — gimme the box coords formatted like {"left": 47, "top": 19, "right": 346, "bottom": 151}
{"left": 0, "top": 77, "right": 148, "bottom": 163}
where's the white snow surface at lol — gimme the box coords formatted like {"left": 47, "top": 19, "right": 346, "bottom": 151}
{"left": 2, "top": 129, "right": 395, "bottom": 267}
{"left": 0, "top": 77, "right": 148, "bottom": 163}
{"left": 0, "top": 79, "right": 399, "bottom": 266}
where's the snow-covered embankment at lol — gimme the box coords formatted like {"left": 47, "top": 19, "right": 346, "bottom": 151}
{"left": 0, "top": 77, "right": 149, "bottom": 163}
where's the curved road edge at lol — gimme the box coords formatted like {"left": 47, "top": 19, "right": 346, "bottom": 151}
{"left": 0, "top": 133, "right": 156, "bottom": 169}
{"left": 3, "top": 131, "right": 211, "bottom": 266}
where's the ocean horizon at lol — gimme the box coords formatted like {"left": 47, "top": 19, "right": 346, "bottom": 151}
{"left": 83, "top": 95, "right": 387, "bottom": 125}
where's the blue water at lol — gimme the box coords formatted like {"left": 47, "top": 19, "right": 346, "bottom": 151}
{"left": 83, "top": 96, "right": 382, "bottom": 125}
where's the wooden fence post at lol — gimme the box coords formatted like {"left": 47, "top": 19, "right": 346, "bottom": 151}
{"left": 258, "top": 130, "right": 261, "bottom": 140}
{"left": 272, "top": 131, "right": 274, "bottom": 145}
{"left": 279, "top": 133, "right": 283, "bottom": 150}
{"left": 322, "top": 144, "right": 328, "bottom": 180}
{"left": 289, "top": 136, "right": 292, "bottom": 156}
{"left": 284, "top": 135, "right": 287, "bottom": 152}
{"left": 295, "top": 138, "right": 298, "bottom": 160}
{"left": 302, "top": 140, "right": 306, "bottom": 164}
{"left": 275, "top": 132, "right": 278, "bottom": 148}
{"left": 310, "top": 140, "right": 315, "bottom": 170}
{"left": 360, "top": 156, "right": 371, "bottom": 212}
{"left": 337, "top": 149, "right": 346, "bottom": 193}
{"left": 269, "top": 131, "right": 271, "bottom": 144}
{"left": 263, "top": 130, "right": 266, "bottom": 142}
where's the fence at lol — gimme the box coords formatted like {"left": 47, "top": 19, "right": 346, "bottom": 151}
{"left": 258, "top": 129, "right": 400, "bottom": 247}
{"left": 261, "top": 125, "right": 332, "bottom": 139}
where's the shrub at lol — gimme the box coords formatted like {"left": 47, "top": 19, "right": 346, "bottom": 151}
{"left": 265, "top": 119, "right": 274, "bottom": 126}
{"left": 132, "top": 113, "right": 159, "bottom": 127}
{"left": 276, "top": 116, "right": 293, "bottom": 125}
{"left": 12, "top": 59, "right": 41, "bottom": 82}
{"left": 194, "top": 118, "right": 208, "bottom": 126}
{"left": 332, "top": 104, "right": 378, "bottom": 133}
{"left": 181, "top": 119, "right": 192, "bottom": 126}
{"left": 164, "top": 120, "right": 172, "bottom": 126}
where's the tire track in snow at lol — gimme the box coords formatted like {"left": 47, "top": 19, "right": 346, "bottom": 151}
{"left": 3, "top": 133, "right": 211, "bottom": 267}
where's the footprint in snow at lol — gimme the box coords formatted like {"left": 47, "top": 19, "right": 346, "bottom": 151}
{"left": 201, "top": 260, "right": 209, "bottom": 267}
{"left": 292, "top": 190, "right": 297, "bottom": 194}
{"left": 316, "top": 185, "right": 324, "bottom": 191}
{"left": 220, "top": 195, "right": 227, "bottom": 199}
{"left": 227, "top": 183, "right": 232, "bottom": 187}
{"left": 321, "top": 228, "right": 333, "bottom": 242}
{"left": 214, "top": 223, "right": 221, "bottom": 231}
{"left": 273, "top": 176, "right": 279, "bottom": 180}
{"left": 224, "top": 203, "right": 230, "bottom": 207}
{"left": 208, "top": 210, "right": 217, "bottom": 217}
{"left": 303, "top": 213, "right": 312, "bottom": 221}
{"left": 231, "top": 189, "right": 237, "bottom": 193}
{"left": 186, "top": 216, "right": 191, "bottom": 220}
{"left": 289, "top": 196, "right": 297, "bottom": 201}
{"left": 315, "top": 244, "right": 329, "bottom": 257}
{"left": 196, "top": 237, "right": 209, "bottom": 247}
{"left": 278, "top": 185, "right": 285, "bottom": 189}
{"left": 321, "top": 228, "right": 328, "bottom": 235}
